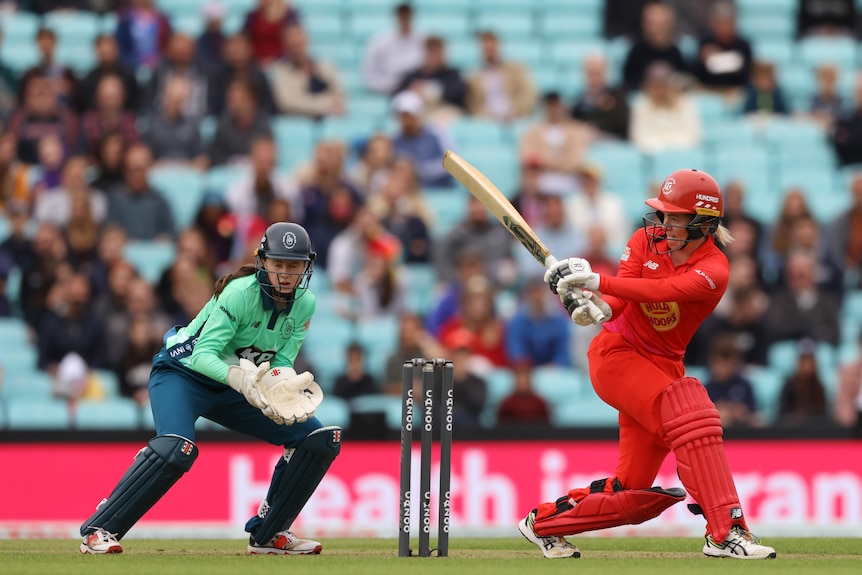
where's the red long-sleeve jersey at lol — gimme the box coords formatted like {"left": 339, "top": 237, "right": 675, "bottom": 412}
{"left": 598, "top": 228, "right": 729, "bottom": 360}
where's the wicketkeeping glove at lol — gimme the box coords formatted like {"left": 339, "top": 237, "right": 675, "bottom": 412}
{"left": 260, "top": 367, "right": 324, "bottom": 426}
{"left": 226, "top": 358, "right": 271, "bottom": 411}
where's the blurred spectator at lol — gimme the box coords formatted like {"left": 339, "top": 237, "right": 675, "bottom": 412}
{"left": 299, "top": 140, "right": 363, "bottom": 267}
{"left": 830, "top": 173, "right": 862, "bottom": 288}
{"left": 777, "top": 215, "right": 844, "bottom": 299}
{"left": 362, "top": 2, "right": 425, "bottom": 94}
{"left": 565, "top": 163, "right": 631, "bottom": 252}
{"left": 6, "top": 75, "right": 79, "bottom": 165}
{"left": 438, "top": 276, "right": 508, "bottom": 368}
{"left": 760, "top": 188, "right": 814, "bottom": 286}
{"left": 91, "top": 258, "right": 137, "bottom": 332}
{"left": 426, "top": 249, "right": 484, "bottom": 337}
{"left": 207, "top": 33, "right": 275, "bottom": 117}
{"left": 78, "top": 35, "right": 140, "bottom": 113}
{"left": 582, "top": 224, "right": 621, "bottom": 277}
{"left": 434, "top": 195, "right": 515, "bottom": 286}
{"left": 835, "top": 332, "right": 862, "bottom": 436}
{"left": 90, "top": 132, "right": 127, "bottom": 193}
{"left": 64, "top": 190, "right": 102, "bottom": 268}
{"left": 370, "top": 158, "right": 433, "bottom": 263}
{"left": 226, "top": 134, "right": 301, "bottom": 221}
{"left": 144, "top": 76, "right": 206, "bottom": 167}
{"left": 698, "top": 285, "right": 769, "bottom": 367}
{"left": 37, "top": 273, "right": 105, "bottom": 396}
{"left": 31, "top": 133, "right": 67, "bottom": 197}
{"left": 333, "top": 342, "right": 379, "bottom": 400}
{"left": 622, "top": 2, "right": 687, "bottom": 91}
{"left": 466, "top": 30, "right": 535, "bottom": 121}
{"left": 720, "top": 180, "right": 762, "bottom": 248}
{"left": 496, "top": 363, "right": 550, "bottom": 425}
{"left": 832, "top": 72, "right": 862, "bottom": 166}
{"left": 741, "top": 61, "right": 789, "bottom": 116}
{"left": 798, "top": 0, "right": 857, "bottom": 38}
{"left": 395, "top": 36, "right": 467, "bottom": 119}
{"left": 0, "top": 132, "right": 31, "bottom": 214}
{"left": 86, "top": 224, "right": 128, "bottom": 297}
{"left": 117, "top": 312, "right": 163, "bottom": 404}
{"left": 510, "top": 163, "right": 545, "bottom": 227}
{"left": 20, "top": 28, "right": 78, "bottom": 108}
{"left": 271, "top": 24, "right": 345, "bottom": 119}
{"left": 196, "top": 0, "right": 228, "bottom": 73}
{"left": 0, "top": 200, "right": 34, "bottom": 271}
{"left": 604, "top": 0, "right": 652, "bottom": 39}
{"left": 115, "top": 0, "right": 172, "bottom": 71}
{"left": 147, "top": 33, "right": 209, "bottom": 118}
{"left": 207, "top": 79, "right": 272, "bottom": 166}
{"left": 81, "top": 75, "right": 139, "bottom": 156}
{"left": 439, "top": 337, "right": 487, "bottom": 427}
{"left": 692, "top": 2, "right": 753, "bottom": 91}
{"left": 704, "top": 334, "right": 759, "bottom": 427}
{"left": 349, "top": 133, "right": 394, "bottom": 197}
{"left": 382, "top": 312, "right": 446, "bottom": 395}
{"left": 193, "top": 192, "right": 235, "bottom": 274}
{"left": 776, "top": 339, "right": 830, "bottom": 427}
{"left": 34, "top": 155, "right": 107, "bottom": 227}
{"left": 105, "top": 276, "right": 171, "bottom": 378}
{"left": 0, "top": 255, "right": 12, "bottom": 316}
{"left": 105, "top": 143, "right": 175, "bottom": 240}
{"left": 0, "top": 31, "right": 19, "bottom": 122}
{"left": 666, "top": 0, "right": 726, "bottom": 38}
{"left": 242, "top": 0, "right": 300, "bottom": 66}
{"left": 516, "top": 192, "right": 584, "bottom": 278}
{"left": 762, "top": 250, "right": 840, "bottom": 346}
{"left": 809, "top": 65, "right": 844, "bottom": 131}
{"left": 520, "top": 92, "right": 591, "bottom": 190}
{"left": 158, "top": 254, "right": 213, "bottom": 325}
{"left": 156, "top": 229, "right": 216, "bottom": 317}
{"left": 629, "top": 61, "right": 701, "bottom": 154}
{"left": 20, "top": 222, "right": 68, "bottom": 329}
{"left": 571, "top": 54, "right": 630, "bottom": 141}
{"left": 391, "top": 90, "right": 453, "bottom": 188}
{"left": 505, "top": 279, "right": 571, "bottom": 368}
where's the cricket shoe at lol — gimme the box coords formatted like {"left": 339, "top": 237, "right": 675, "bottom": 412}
{"left": 518, "top": 509, "right": 581, "bottom": 559}
{"left": 248, "top": 531, "right": 323, "bottom": 555}
{"left": 703, "top": 525, "right": 776, "bottom": 559}
{"left": 80, "top": 528, "right": 122, "bottom": 554}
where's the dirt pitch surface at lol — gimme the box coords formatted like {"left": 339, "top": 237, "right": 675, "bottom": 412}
{"left": 2, "top": 537, "right": 860, "bottom": 575}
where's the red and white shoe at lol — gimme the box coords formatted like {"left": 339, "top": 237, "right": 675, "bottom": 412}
{"left": 80, "top": 528, "right": 123, "bottom": 554}
{"left": 248, "top": 531, "right": 322, "bottom": 555}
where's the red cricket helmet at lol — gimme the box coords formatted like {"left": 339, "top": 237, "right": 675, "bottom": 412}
{"left": 643, "top": 169, "right": 723, "bottom": 253}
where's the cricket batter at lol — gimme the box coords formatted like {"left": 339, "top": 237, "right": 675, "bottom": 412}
{"left": 519, "top": 169, "right": 776, "bottom": 559}
{"left": 79, "top": 222, "right": 341, "bottom": 556}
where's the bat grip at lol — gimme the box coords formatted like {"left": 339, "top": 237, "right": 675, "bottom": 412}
{"left": 588, "top": 302, "right": 607, "bottom": 324}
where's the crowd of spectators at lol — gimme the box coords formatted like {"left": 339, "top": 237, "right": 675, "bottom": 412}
{"left": 1, "top": 0, "right": 862, "bottom": 433}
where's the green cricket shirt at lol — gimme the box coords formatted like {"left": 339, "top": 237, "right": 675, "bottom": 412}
{"left": 164, "top": 274, "right": 315, "bottom": 384}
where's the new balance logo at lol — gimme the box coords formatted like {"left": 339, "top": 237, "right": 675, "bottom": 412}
{"left": 730, "top": 507, "right": 743, "bottom": 520}
{"left": 643, "top": 260, "right": 659, "bottom": 270}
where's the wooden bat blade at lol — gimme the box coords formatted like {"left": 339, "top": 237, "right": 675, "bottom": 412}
{"left": 442, "top": 150, "right": 555, "bottom": 267}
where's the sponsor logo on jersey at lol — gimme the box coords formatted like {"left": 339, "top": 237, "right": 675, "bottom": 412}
{"left": 694, "top": 268, "right": 716, "bottom": 289}
{"left": 219, "top": 305, "right": 237, "bottom": 322}
{"left": 643, "top": 260, "right": 659, "bottom": 270}
{"left": 640, "top": 301, "right": 680, "bottom": 332}
{"left": 236, "top": 346, "right": 276, "bottom": 364}
{"left": 252, "top": 321, "right": 261, "bottom": 328}
{"left": 280, "top": 317, "right": 296, "bottom": 339}
{"left": 621, "top": 246, "right": 631, "bottom": 262}
{"left": 283, "top": 232, "right": 297, "bottom": 249}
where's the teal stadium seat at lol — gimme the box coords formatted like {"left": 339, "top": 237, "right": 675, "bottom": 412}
{"left": 0, "top": 402, "right": 5, "bottom": 429}
{"left": 531, "top": 366, "right": 586, "bottom": 402}
{"left": 744, "top": 365, "right": 784, "bottom": 424}
{"left": 501, "top": 40, "right": 545, "bottom": 70}
{"left": 92, "top": 369, "right": 121, "bottom": 397}
{"left": 549, "top": 38, "right": 606, "bottom": 69}
{"left": 418, "top": 13, "right": 472, "bottom": 38}
{"left": 148, "top": 166, "right": 205, "bottom": 230}
{"left": 425, "top": 188, "right": 468, "bottom": 236}
{"left": 100, "top": 11, "right": 119, "bottom": 35}
{"left": 704, "top": 119, "right": 758, "bottom": 147}
{"left": 776, "top": 168, "right": 843, "bottom": 222}
{"left": 171, "top": 15, "right": 206, "bottom": 38}
{"left": 7, "top": 397, "right": 71, "bottom": 429}
{"left": 538, "top": 12, "right": 603, "bottom": 39}
{"left": 43, "top": 11, "right": 101, "bottom": 45}
{"left": 449, "top": 118, "right": 504, "bottom": 148}
{"left": 456, "top": 144, "right": 519, "bottom": 197}
{"left": 0, "top": 368, "right": 52, "bottom": 400}
{"left": 123, "top": 241, "right": 177, "bottom": 284}
{"left": 483, "top": 368, "right": 515, "bottom": 409}
{"left": 736, "top": 0, "right": 797, "bottom": 14}
{"left": 738, "top": 14, "right": 795, "bottom": 40}
{"left": 356, "top": 316, "right": 399, "bottom": 354}
{"left": 475, "top": 10, "right": 535, "bottom": 40}
{"left": 156, "top": 0, "right": 207, "bottom": 19}
{"left": 54, "top": 44, "right": 98, "bottom": 75}
{"left": 305, "top": 13, "right": 345, "bottom": 42}
{"left": 690, "top": 92, "right": 728, "bottom": 128}
{"left": 586, "top": 142, "right": 647, "bottom": 224}
{"left": 75, "top": 398, "right": 141, "bottom": 430}
{"left": 684, "top": 365, "right": 709, "bottom": 383}
{"left": 402, "top": 263, "right": 438, "bottom": 316}
{"left": 313, "top": 395, "right": 351, "bottom": 428}
{"left": 0, "top": 42, "right": 40, "bottom": 74}
{"left": 204, "top": 164, "right": 251, "bottom": 196}
{"left": 349, "top": 13, "right": 394, "bottom": 43}
{"left": 0, "top": 317, "right": 29, "bottom": 345}
{"left": 140, "top": 404, "right": 156, "bottom": 429}
{"left": 272, "top": 116, "right": 318, "bottom": 170}
{"left": 649, "top": 148, "right": 708, "bottom": 185}
{"left": 752, "top": 39, "right": 794, "bottom": 69}
{"left": 319, "top": 116, "right": 378, "bottom": 145}
{"left": 446, "top": 38, "right": 480, "bottom": 71}
{"left": 552, "top": 396, "right": 619, "bottom": 427}
{"left": 798, "top": 36, "right": 857, "bottom": 70}
{"left": 0, "top": 11, "right": 40, "bottom": 44}
{"left": 350, "top": 394, "right": 403, "bottom": 430}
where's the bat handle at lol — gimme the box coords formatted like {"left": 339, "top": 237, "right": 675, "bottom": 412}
{"left": 588, "top": 303, "right": 607, "bottom": 324}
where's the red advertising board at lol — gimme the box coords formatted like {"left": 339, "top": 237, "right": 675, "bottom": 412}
{"left": 1, "top": 440, "right": 860, "bottom": 538}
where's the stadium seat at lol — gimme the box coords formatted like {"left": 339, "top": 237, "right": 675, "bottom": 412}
{"left": 736, "top": 0, "right": 797, "bottom": 14}
{"left": 704, "top": 119, "right": 758, "bottom": 148}
{"left": 737, "top": 14, "right": 795, "bottom": 40}
{"left": 0, "top": 367, "right": 52, "bottom": 400}
{"left": 356, "top": 315, "right": 399, "bottom": 355}
{"left": 483, "top": 368, "right": 515, "bottom": 409}
{"left": 156, "top": 0, "right": 207, "bottom": 19}
{"left": 348, "top": 13, "right": 393, "bottom": 43}
{"left": 313, "top": 396, "right": 351, "bottom": 428}
{"left": 551, "top": 396, "right": 619, "bottom": 427}
{"left": 549, "top": 38, "right": 607, "bottom": 68}
{"left": 170, "top": 15, "right": 206, "bottom": 39}
{"left": 501, "top": 40, "right": 545, "bottom": 70}
{"left": 537, "top": 12, "right": 603, "bottom": 39}
{"left": 417, "top": 13, "right": 473, "bottom": 38}
{"left": 140, "top": 404, "right": 156, "bottom": 429}
{"left": 798, "top": 36, "right": 856, "bottom": 70}
{"left": 475, "top": 10, "right": 535, "bottom": 40}
{"left": 92, "top": 369, "right": 120, "bottom": 397}
{"left": 751, "top": 39, "right": 794, "bottom": 69}
{"left": 531, "top": 366, "right": 585, "bottom": 401}
{"left": 203, "top": 164, "right": 251, "bottom": 196}
{"left": 402, "top": 263, "right": 439, "bottom": 316}
{"left": 349, "top": 393, "right": 403, "bottom": 430}
{"left": 0, "top": 11, "right": 40, "bottom": 44}
{"left": 449, "top": 118, "right": 505, "bottom": 148}
{"left": 425, "top": 189, "right": 468, "bottom": 236}
{"left": 74, "top": 398, "right": 141, "bottom": 430}
{"left": 148, "top": 166, "right": 205, "bottom": 230}
{"left": 775, "top": 168, "right": 839, "bottom": 222}
{"left": 0, "top": 42, "right": 40, "bottom": 74}
{"left": 6, "top": 397, "right": 71, "bottom": 430}
{"left": 744, "top": 365, "right": 784, "bottom": 424}
{"left": 54, "top": 44, "right": 99, "bottom": 75}
{"left": 43, "top": 11, "right": 101, "bottom": 45}
{"left": 100, "top": 12, "right": 119, "bottom": 35}
{"left": 0, "top": 402, "right": 5, "bottom": 429}
{"left": 690, "top": 92, "right": 728, "bottom": 128}
{"left": 649, "top": 148, "right": 708, "bottom": 184}
{"left": 123, "top": 241, "right": 177, "bottom": 284}
{"left": 0, "top": 317, "right": 29, "bottom": 345}
{"left": 305, "top": 14, "right": 346, "bottom": 42}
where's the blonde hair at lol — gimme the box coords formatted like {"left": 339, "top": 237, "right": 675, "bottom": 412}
{"left": 713, "top": 224, "right": 734, "bottom": 246}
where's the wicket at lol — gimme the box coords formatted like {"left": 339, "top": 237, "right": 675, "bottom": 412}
{"left": 399, "top": 358, "right": 454, "bottom": 557}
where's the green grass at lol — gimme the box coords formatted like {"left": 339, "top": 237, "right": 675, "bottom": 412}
{"left": 1, "top": 538, "right": 860, "bottom": 575}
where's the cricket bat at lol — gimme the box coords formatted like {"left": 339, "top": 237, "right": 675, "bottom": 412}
{"left": 442, "top": 150, "right": 605, "bottom": 323}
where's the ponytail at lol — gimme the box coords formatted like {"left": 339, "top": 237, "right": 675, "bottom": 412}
{"left": 213, "top": 264, "right": 257, "bottom": 297}
{"left": 713, "top": 224, "right": 734, "bottom": 247}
